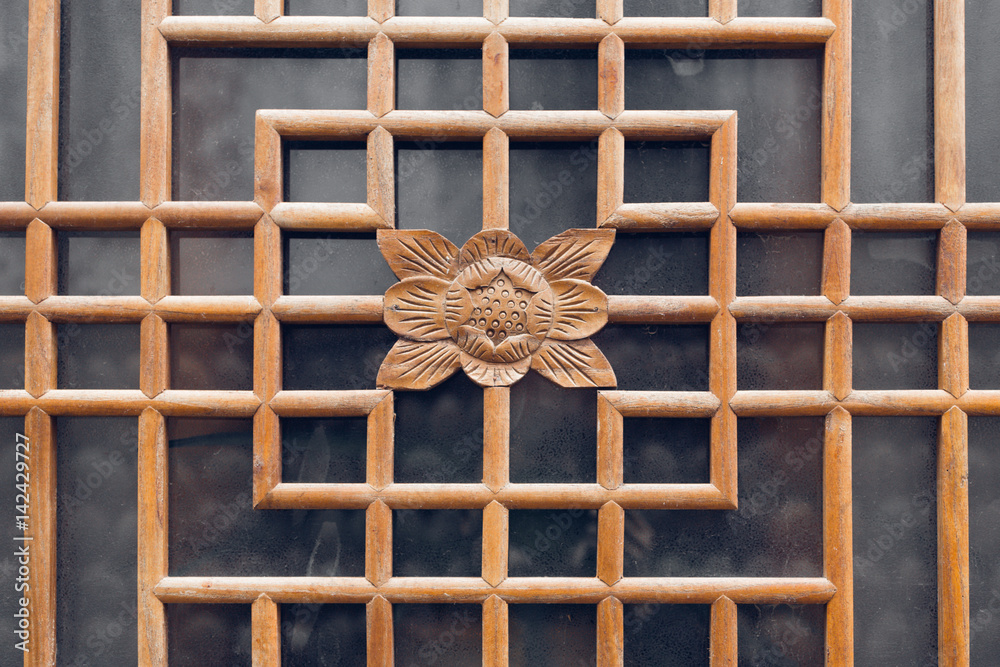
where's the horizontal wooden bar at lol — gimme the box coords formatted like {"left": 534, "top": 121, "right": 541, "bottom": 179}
{"left": 843, "top": 203, "right": 954, "bottom": 229}
{"left": 729, "top": 296, "right": 835, "bottom": 321}
{"left": 269, "top": 202, "right": 389, "bottom": 229}
{"left": 0, "top": 297, "right": 34, "bottom": 319}
{"left": 601, "top": 202, "right": 719, "bottom": 230}
{"left": 154, "top": 296, "right": 262, "bottom": 321}
{"left": 730, "top": 389, "right": 961, "bottom": 416}
{"left": 730, "top": 296, "right": 957, "bottom": 322}
{"left": 159, "top": 15, "right": 835, "bottom": 48}
{"left": 957, "top": 202, "right": 1000, "bottom": 228}
{"left": 37, "top": 201, "right": 151, "bottom": 228}
{"left": 0, "top": 389, "right": 261, "bottom": 417}
{"left": 259, "top": 109, "right": 731, "bottom": 141}
{"left": 36, "top": 296, "right": 151, "bottom": 322}
{"left": 729, "top": 390, "right": 838, "bottom": 416}
{"left": 607, "top": 295, "right": 718, "bottom": 323}
{"left": 957, "top": 296, "right": 1000, "bottom": 321}
{"left": 259, "top": 481, "right": 734, "bottom": 510}
{"left": 153, "top": 201, "right": 264, "bottom": 228}
{"left": 268, "top": 390, "right": 390, "bottom": 416}
{"left": 271, "top": 295, "right": 384, "bottom": 323}
{"left": 730, "top": 202, "right": 957, "bottom": 230}
{"left": 599, "top": 391, "right": 720, "bottom": 417}
{"left": 0, "top": 202, "right": 39, "bottom": 228}
{"left": 154, "top": 575, "right": 836, "bottom": 604}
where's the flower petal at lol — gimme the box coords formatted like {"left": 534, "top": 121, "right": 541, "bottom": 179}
{"left": 459, "top": 230, "right": 531, "bottom": 269}
{"left": 526, "top": 288, "right": 554, "bottom": 338}
{"left": 377, "top": 229, "right": 459, "bottom": 280}
{"left": 377, "top": 340, "right": 462, "bottom": 390}
{"left": 530, "top": 338, "right": 617, "bottom": 388}
{"left": 547, "top": 279, "right": 609, "bottom": 340}
{"left": 495, "top": 258, "right": 548, "bottom": 293}
{"left": 383, "top": 277, "right": 451, "bottom": 341}
{"left": 531, "top": 229, "right": 616, "bottom": 281}
{"left": 460, "top": 352, "right": 531, "bottom": 387}
{"left": 444, "top": 284, "right": 474, "bottom": 337}
{"left": 455, "top": 324, "right": 496, "bottom": 360}
{"left": 493, "top": 333, "right": 541, "bottom": 362}
{"left": 455, "top": 257, "right": 504, "bottom": 290}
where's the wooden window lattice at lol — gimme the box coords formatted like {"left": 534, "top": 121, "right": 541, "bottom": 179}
{"left": 1, "top": 0, "right": 982, "bottom": 664}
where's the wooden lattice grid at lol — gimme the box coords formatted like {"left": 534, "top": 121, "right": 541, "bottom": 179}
{"left": 0, "top": 0, "right": 987, "bottom": 665}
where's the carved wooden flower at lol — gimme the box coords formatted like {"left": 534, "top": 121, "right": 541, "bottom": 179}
{"left": 376, "top": 228, "right": 618, "bottom": 389}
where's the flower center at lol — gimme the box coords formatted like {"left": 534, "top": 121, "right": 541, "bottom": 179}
{"left": 465, "top": 270, "right": 533, "bottom": 342}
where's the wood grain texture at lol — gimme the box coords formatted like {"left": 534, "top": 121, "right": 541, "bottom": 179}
{"left": 269, "top": 202, "right": 388, "bottom": 230}
{"left": 601, "top": 202, "right": 720, "bottom": 230}
{"left": 599, "top": 34, "right": 625, "bottom": 119}
{"left": 938, "top": 406, "right": 969, "bottom": 667}
{"left": 255, "top": 213, "right": 282, "bottom": 308}
{"left": 138, "top": 408, "right": 168, "bottom": 667}
{"left": 25, "top": 0, "right": 59, "bottom": 208}
{"left": 597, "top": 596, "right": 624, "bottom": 667}
{"left": 366, "top": 595, "right": 393, "bottom": 667}
{"left": 709, "top": 0, "right": 737, "bottom": 24}
{"left": 822, "top": 218, "right": 850, "bottom": 304}
{"left": 140, "top": 314, "right": 169, "bottom": 397}
{"left": 367, "top": 126, "right": 395, "bottom": 226}
{"left": 141, "top": 0, "right": 171, "bottom": 205}
{"left": 271, "top": 295, "right": 383, "bottom": 323}
{"left": 607, "top": 295, "right": 718, "bottom": 323}
{"left": 483, "top": 0, "right": 508, "bottom": 24}
{"left": 152, "top": 201, "right": 264, "bottom": 228}
{"left": 366, "top": 500, "right": 393, "bottom": 586}
{"left": 824, "top": 406, "right": 853, "bottom": 666}
{"left": 821, "top": 0, "right": 850, "bottom": 210}
{"left": 597, "top": 0, "right": 623, "bottom": 25}
{"left": 939, "top": 313, "right": 969, "bottom": 399}
{"left": 24, "top": 219, "right": 56, "bottom": 304}
{"left": 597, "top": 394, "right": 623, "bottom": 489}
{"left": 368, "top": 33, "right": 394, "bottom": 117}
{"left": 937, "top": 219, "right": 966, "bottom": 305}
{"left": 483, "top": 386, "right": 510, "bottom": 491}
{"left": 483, "top": 128, "right": 509, "bottom": 229}
{"left": 482, "top": 595, "right": 508, "bottom": 666}
{"left": 598, "top": 128, "right": 624, "bottom": 224}
{"left": 824, "top": 311, "right": 851, "bottom": 400}
{"left": 597, "top": 502, "right": 624, "bottom": 585}
{"left": 252, "top": 594, "right": 281, "bottom": 666}
{"left": 368, "top": 0, "right": 393, "bottom": 23}
{"left": 25, "top": 408, "right": 55, "bottom": 667}
{"left": 709, "top": 596, "right": 737, "bottom": 666}
{"left": 255, "top": 115, "right": 283, "bottom": 211}
{"left": 255, "top": 0, "right": 282, "bottom": 23}
{"left": 25, "top": 311, "right": 56, "bottom": 398}
{"left": 368, "top": 393, "right": 394, "bottom": 490}
{"left": 268, "top": 389, "right": 390, "bottom": 416}
{"left": 141, "top": 217, "right": 169, "bottom": 303}
{"left": 483, "top": 32, "right": 509, "bottom": 118}
{"left": 482, "top": 500, "right": 508, "bottom": 586}
{"left": 254, "top": 310, "right": 281, "bottom": 402}
{"left": 934, "top": 0, "right": 965, "bottom": 211}
{"left": 253, "top": 406, "right": 281, "bottom": 507}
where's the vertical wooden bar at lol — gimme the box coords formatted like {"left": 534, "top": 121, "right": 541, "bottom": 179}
{"left": 597, "top": 0, "right": 623, "bottom": 25}
{"left": 368, "top": 393, "right": 394, "bottom": 491}
{"left": 482, "top": 500, "right": 508, "bottom": 587}
{"left": 822, "top": 218, "right": 851, "bottom": 305}
{"left": 140, "top": 314, "right": 169, "bottom": 398}
{"left": 483, "top": 33, "right": 509, "bottom": 118}
{"left": 25, "top": 0, "right": 59, "bottom": 208}
{"left": 141, "top": 217, "right": 169, "bottom": 303}
{"left": 369, "top": 0, "right": 393, "bottom": 23}
{"left": 597, "top": 501, "right": 624, "bottom": 586}
{"left": 25, "top": 311, "right": 56, "bottom": 398}
{"left": 253, "top": 406, "right": 281, "bottom": 507}
{"left": 821, "top": 0, "right": 851, "bottom": 211}
{"left": 597, "top": 597, "right": 623, "bottom": 667}
{"left": 939, "top": 313, "right": 969, "bottom": 399}
{"left": 366, "top": 499, "right": 392, "bottom": 586}
{"left": 709, "top": 115, "right": 737, "bottom": 504}
{"left": 709, "top": 0, "right": 737, "bottom": 24}
{"left": 596, "top": 394, "right": 622, "bottom": 490}
{"left": 824, "top": 311, "right": 852, "bottom": 401}
{"left": 254, "top": 116, "right": 283, "bottom": 213}
{"left": 366, "top": 595, "right": 394, "bottom": 667}
{"left": 368, "top": 33, "right": 395, "bottom": 118}
{"left": 483, "top": 129, "right": 510, "bottom": 231}
{"left": 483, "top": 386, "right": 509, "bottom": 491}
{"left": 138, "top": 408, "right": 168, "bottom": 667}
{"left": 597, "top": 128, "right": 624, "bottom": 225}
{"left": 709, "top": 596, "right": 737, "bottom": 666}
{"left": 938, "top": 406, "right": 969, "bottom": 667}
{"left": 824, "top": 406, "right": 853, "bottom": 666}
{"left": 141, "top": 0, "right": 172, "bottom": 206}
{"left": 367, "top": 126, "right": 395, "bottom": 227}
{"left": 937, "top": 220, "right": 967, "bottom": 305}
{"left": 483, "top": 595, "right": 508, "bottom": 667}
{"left": 598, "top": 34, "right": 625, "bottom": 119}
{"left": 25, "top": 407, "right": 55, "bottom": 667}
{"left": 254, "top": 0, "right": 282, "bottom": 23}
{"left": 254, "top": 213, "right": 282, "bottom": 309}
{"left": 252, "top": 594, "right": 281, "bottom": 667}
{"left": 484, "top": 0, "right": 509, "bottom": 24}
{"left": 934, "top": 0, "right": 965, "bottom": 211}
{"left": 24, "top": 219, "right": 56, "bottom": 304}
{"left": 254, "top": 311, "right": 281, "bottom": 403}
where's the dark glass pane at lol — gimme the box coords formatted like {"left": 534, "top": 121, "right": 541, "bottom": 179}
{"left": 509, "top": 604, "right": 597, "bottom": 666}
{"left": 396, "top": 0, "right": 482, "bottom": 16}
{"left": 281, "top": 417, "right": 367, "bottom": 484}
{"left": 0, "top": 418, "right": 23, "bottom": 651}
{"left": 509, "top": 49, "right": 599, "bottom": 110}
{"left": 174, "top": 0, "right": 253, "bottom": 13}
{"left": 624, "top": 141, "right": 710, "bottom": 203}
{"left": 284, "top": 232, "right": 397, "bottom": 296}
{"left": 624, "top": 0, "right": 707, "bottom": 17}
{"left": 396, "top": 49, "right": 482, "bottom": 110}
{"left": 59, "top": 0, "right": 141, "bottom": 200}
{"left": 394, "top": 604, "right": 483, "bottom": 666}
{"left": 169, "top": 323, "right": 254, "bottom": 390}
{"left": 0, "top": 323, "right": 24, "bottom": 389}
{"left": 170, "top": 230, "right": 254, "bottom": 295}
{"left": 740, "top": 0, "right": 821, "bottom": 17}
{"left": 173, "top": 48, "right": 366, "bottom": 200}
{"left": 594, "top": 232, "right": 710, "bottom": 296}
{"left": 395, "top": 373, "right": 483, "bottom": 483}
{"left": 966, "top": 232, "right": 1000, "bottom": 296}
{"left": 396, "top": 142, "right": 483, "bottom": 244}
{"left": 0, "top": 3, "right": 28, "bottom": 201}
{"left": 0, "top": 233, "right": 26, "bottom": 295}
{"left": 282, "top": 324, "right": 396, "bottom": 390}
{"left": 737, "top": 322, "right": 825, "bottom": 390}
{"left": 510, "top": 372, "right": 596, "bottom": 483}
{"left": 591, "top": 324, "right": 710, "bottom": 391}
{"left": 57, "top": 323, "right": 141, "bottom": 389}
{"left": 969, "top": 418, "right": 1000, "bottom": 664}
{"left": 853, "top": 417, "right": 937, "bottom": 666}
{"left": 623, "top": 417, "right": 709, "bottom": 484}
{"left": 970, "top": 324, "right": 1000, "bottom": 389}
{"left": 286, "top": 0, "right": 367, "bottom": 14}
{"left": 852, "top": 0, "right": 933, "bottom": 203}
{"left": 966, "top": 4, "right": 1000, "bottom": 202}
{"left": 512, "top": 0, "right": 596, "bottom": 18}
{"left": 852, "top": 322, "right": 938, "bottom": 390}
{"left": 167, "top": 604, "right": 251, "bottom": 666}
{"left": 168, "top": 419, "right": 366, "bottom": 576}
{"left": 281, "top": 604, "right": 367, "bottom": 667}
{"left": 56, "top": 417, "right": 138, "bottom": 666}
{"left": 393, "top": 509, "right": 482, "bottom": 576}
{"left": 626, "top": 50, "right": 822, "bottom": 203}
{"left": 625, "top": 417, "right": 824, "bottom": 577}
{"left": 286, "top": 140, "right": 367, "bottom": 202}
{"left": 738, "top": 604, "right": 825, "bottom": 665}
{"left": 624, "top": 604, "right": 710, "bottom": 666}
{"left": 508, "top": 141, "right": 599, "bottom": 247}
{"left": 851, "top": 231, "right": 937, "bottom": 295}
{"left": 509, "top": 509, "right": 598, "bottom": 577}
{"left": 736, "top": 231, "right": 824, "bottom": 296}
{"left": 58, "top": 231, "right": 141, "bottom": 296}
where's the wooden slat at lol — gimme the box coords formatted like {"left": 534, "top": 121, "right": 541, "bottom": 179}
{"left": 824, "top": 311, "right": 851, "bottom": 400}
{"left": 607, "top": 295, "right": 718, "bottom": 323}
{"left": 483, "top": 386, "right": 510, "bottom": 491}
{"left": 483, "top": 128, "right": 509, "bottom": 230}
{"left": 141, "top": 0, "right": 172, "bottom": 206}
{"left": 255, "top": 0, "right": 282, "bottom": 23}
{"left": 268, "top": 389, "right": 390, "bottom": 416}
{"left": 252, "top": 594, "right": 281, "bottom": 666}
{"left": 709, "top": 596, "right": 737, "bottom": 666}
{"left": 822, "top": 218, "right": 850, "bottom": 304}
{"left": 25, "top": 408, "right": 55, "bottom": 667}
{"left": 254, "top": 311, "right": 281, "bottom": 401}
{"left": 937, "top": 219, "right": 966, "bottom": 305}
{"left": 366, "top": 595, "right": 393, "bottom": 667}
{"left": 597, "top": 597, "right": 624, "bottom": 667}
{"left": 25, "top": 0, "right": 59, "bottom": 208}
{"left": 601, "top": 202, "right": 720, "bottom": 230}
{"left": 255, "top": 116, "right": 283, "bottom": 212}
{"left": 934, "top": 0, "right": 965, "bottom": 211}
{"left": 268, "top": 203, "right": 388, "bottom": 230}
{"left": 938, "top": 406, "right": 969, "bottom": 667}
{"left": 253, "top": 406, "right": 281, "bottom": 507}
{"left": 482, "top": 500, "right": 508, "bottom": 587}
{"left": 369, "top": 0, "right": 393, "bottom": 23}
{"left": 141, "top": 217, "right": 169, "bottom": 303}
{"left": 271, "top": 295, "right": 383, "bottom": 323}
{"left": 140, "top": 314, "right": 169, "bottom": 397}
{"left": 367, "top": 33, "right": 394, "bottom": 117}
{"left": 24, "top": 219, "right": 55, "bottom": 304}
{"left": 482, "top": 595, "right": 508, "bottom": 667}
{"left": 38, "top": 201, "right": 152, "bottom": 229}
{"left": 367, "top": 126, "right": 395, "bottom": 226}
{"left": 601, "top": 391, "right": 721, "bottom": 417}
{"left": 597, "top": 502, "right": 624, "bottom": 585}
{"left": 597, "top": 394, "right": 623, "bottom": 489}
{"left": 598, "top": 34, "right": 625, "bottom": 119}
{"left": 597, "top": 128, "right": 624, "bottom": 224}
{"left": 824, "top": 406, "right": 853, "bottom": 666}
{"left": 484, "top": 0, "right": 508, "bottom": 24}
{"left": 152, "top": 201, "right": 263, "bottom": 228}
{"left": 368, "top": 393, "right": 394, "bottom": 490}
{"left": 709, "top": 0, "right": 736, "bottom": 24}
{"left": 483, "top": 32, "right": 509, "bottom": 118}
{"left": 25, "top": 312, "right": 56, "bottom": 398}
{"left": 821, "top": 0, "right": 850, "bottom": 210}
{"left": 366, "top": 500, "right": 393, "bottom": 586}
{"left": 597, "top": 0, "right": 622, "bottom": 25}
{"left": 939, "top": 313, "right": 969, "bottom": 399}
{"left": 138, "top": 408, "right": 168, "bottom": 667}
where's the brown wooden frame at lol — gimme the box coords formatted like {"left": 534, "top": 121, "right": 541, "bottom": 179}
{"left": 0, "top": 0, "right": 981, "bottom": 665}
